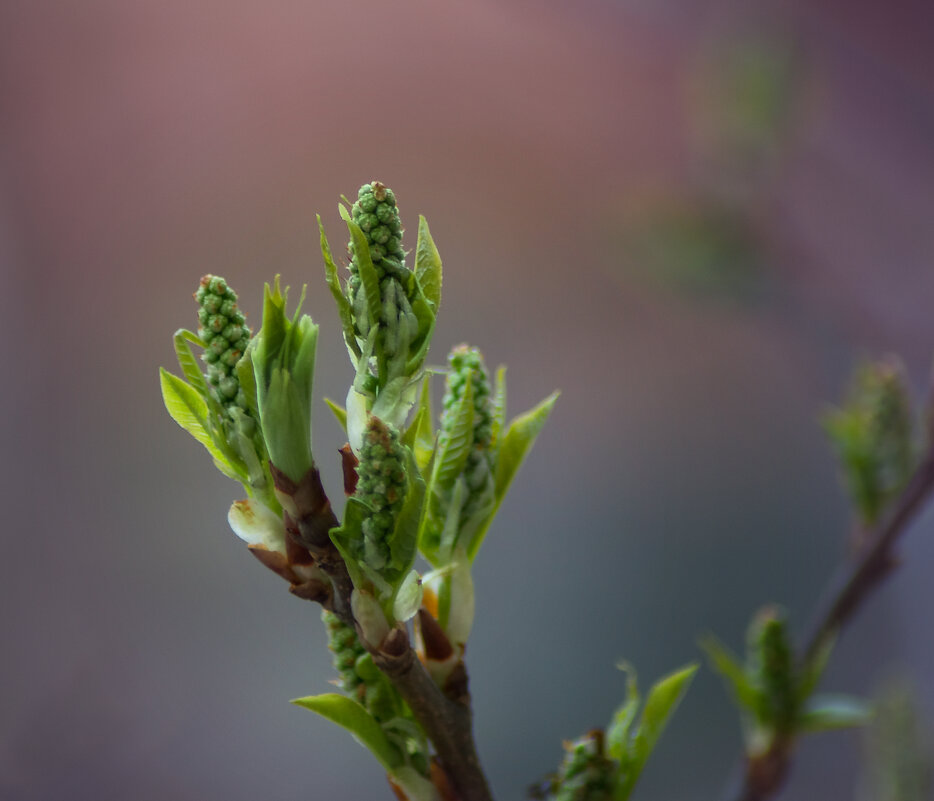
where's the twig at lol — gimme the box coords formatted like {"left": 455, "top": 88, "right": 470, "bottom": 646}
{"left": 277, "top": 464, "right": 495, "bottom": 801}
{"left": 720, "top": 451, "right": 934, "bottom": 801}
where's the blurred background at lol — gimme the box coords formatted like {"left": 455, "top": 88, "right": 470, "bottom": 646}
{"left": 2, "top": 1, "right": 933, "bottom": 799}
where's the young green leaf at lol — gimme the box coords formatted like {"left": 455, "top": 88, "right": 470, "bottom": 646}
{"left": 413, "top": 215, "right": 442, "bottom": 314}
{"left": 402, "top": 401, "right": 437, "bottom": 482}
{"left": 172, "top": 329, "right": 208, "bottom": 396}
{"left": 795, "top": 634, "right": 836, "bottom": 707}
{"left": 615, "top": 664, "right": 698, "bottom": 800}
{"left": 606, "top": 663, "right": 640, "bottom": 761}
{"left": 490, "top": 366, "right": 507, "bottom": 446}
{"left": 160, "top": 368, "right": 245, "bottom": 480}
{"left": 798, "top": 694, "right": 872, "bottom": 733}
{"left": 493, "top": 391, "right": 559, "bottom": 502}
{"left": 329, "top": 496, "right": 372, "bottom": 592}
{"left": 325, "top": 397, "right": 348, "bottom": 432}
{"left": 432, "top": 380, "right": 475, "bottom": 492}
{"left": 318, "top": 214, "right": 361, "bottom": 359}
{"left": 291, "top": 693, "right": 402, "bottom": 771}
{"left": 235, "top": 342, "right": 261, "bottom": 422}
{"left": 387, "top": 448, "right": 427, "bottom": 584}
{"left": 341, "top": 209, "right": 382, "bottom": 329}
{"left": 634, "top": 663, "right": 698, "bottom": 761}
{"left": 699, "top": 633, "right": 759, "bottom": 713}
{"left": 464, "top": 390, "right": 558, "bottom": 561}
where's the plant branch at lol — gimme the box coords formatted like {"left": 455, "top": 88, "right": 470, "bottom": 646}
{"left": 375, "top": 628, "right": 493, "bottom": 801}
{"left": 720, "top": 450, "right": 934, "bottom": 801}
{"left": 277, "top": 464, "right": 494, "bottom": 801}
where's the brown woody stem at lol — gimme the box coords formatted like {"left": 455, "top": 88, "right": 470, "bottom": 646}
{"left": 272, "top": 463, "right": 494, "bottom": 801}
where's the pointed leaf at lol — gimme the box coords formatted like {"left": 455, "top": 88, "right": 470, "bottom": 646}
{"left": 413, "top": 215, "right": 442, "bottom": 313}
{"left": 465, "top": 391, "right": 558, "bottom": 561}
{"left": 291, "top": 694, "right": 402, "bottom": 771}
{"left": 616, "top": 664, "right": 698, "bottom": 800}
{"left": 318, "top": 214, "right": 361, "bottom": 359}
{"left": 493, "top": 392, "right": 558, "bottom": 502}
{"left": 371, "top": 375, "right": 419, "bottom": 432}
{"left": 699, "top": 634, "right": 759, "bottom": 713}
{"left": 235, "top": 341, "right": 261, "bottom": 422}
{"left": 409, "top": 375, "right": 436, "bottom": 473}
{"left": 796, "top": 634, "right": 835, "bottom": 706}
{"left": 173, "top": 329, "right": 208, "bottom": 397}
{"left": 635, "top": 663, "right": 698, "bottom": 758}
{"left": 160, "top": 368, "right": 244, "bottom": 478}
{"left": 606, "top": 662, "right": 641, "bottom": 761}
{"left": 329, "top": 496, "right": 371, "bottom": 592}
{"left": 388, "top": 448, "right": 427, "bottom": 583}
{"left": 490, "top": 366, "right": 507, "bottom": 446}
{"left": 433, "top": 380, "right": 474, "bottom": 491}
{"left": 342, "top": 213, "right": 382, "bottom": 328}
{"left": 325, "top": 397, "right": 348, "bottom": 432}
{"left": 798, "top": 694, "right": 872, "bottom": 733}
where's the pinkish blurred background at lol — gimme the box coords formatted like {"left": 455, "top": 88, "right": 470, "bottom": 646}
{"left": 2, "top": 1, "right": 933, "bottom": 799}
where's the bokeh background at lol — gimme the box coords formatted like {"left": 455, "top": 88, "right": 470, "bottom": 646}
{"left": 2, "top": 1, "right": 933, "bottom": 799}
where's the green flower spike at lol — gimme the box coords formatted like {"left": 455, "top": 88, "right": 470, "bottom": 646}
{"left": 318, "top": 181, "right": 443, "bottom": 451}
{"left": 349, "top": 182, "right": 406, "bottom": 289}
{"left": 196, "top": 274, "right": 251, "bottom": 415}
{"left": 161, "top": 275, "right": 279, "bottom": 509}
{"left": 439, "top": 345, "right": 496, "bottom": 543}
{"left": 356, "top": 418, "right": 409, "bottom": 572}
{"left": 347, "top": 181, "right": 418, "bottom": 394}
{"left": 330, "top": 416, "right": 425, "bottom": 631}
{"left": 824, "top": 357, "right": 918, "bottom": 527}
{"left": 747, "top": 606, "right": 797, "bottom": 748}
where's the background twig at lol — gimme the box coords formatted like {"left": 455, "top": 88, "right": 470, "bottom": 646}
{"left": 721, "top": 451, "right": 934, "bottom": 801}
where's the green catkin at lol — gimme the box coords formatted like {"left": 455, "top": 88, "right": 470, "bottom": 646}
{"left": 441, "top": 345, "right": 495, "bottom": 520}
{"left": 826, "top": 359, "right": 916, "bottom": 525}
{"left": 864, "top": 361, "right": 914, "bottom": 499}
{"left": 346, "top": 181, "right": 418, "bottom": 386}
{"left": 552, "top": 733, "right": 616, "bottom": 801}
{"left": 350, "top": 181, "right": 406, "bottom": 276}
{"left": 354, "top": 417, "right": 408, "bottom": 571}
{"left": 747, "top": 607, "right": 797, "bottom": 737}
{"left": 195, "top": 275, "right": 251, "bottom": 415}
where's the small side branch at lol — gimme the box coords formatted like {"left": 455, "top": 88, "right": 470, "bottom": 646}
{"left": 721, "top": 452, "right": 934, "bottom": 801}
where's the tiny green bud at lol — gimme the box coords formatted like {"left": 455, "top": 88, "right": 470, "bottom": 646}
{"left": 553, "top": 731, "right": 616, "bottom": 801}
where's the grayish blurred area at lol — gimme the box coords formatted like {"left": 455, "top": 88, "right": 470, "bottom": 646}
{"left": 2, "top": 1, "right": 933, "bottom": 799}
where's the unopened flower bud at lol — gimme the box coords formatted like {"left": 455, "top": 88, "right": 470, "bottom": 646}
{"left": 355, "top": 417, "right": 408, "bottom": 572}
{"left": 195, "top": 274, "right": 252, "bottom": 418}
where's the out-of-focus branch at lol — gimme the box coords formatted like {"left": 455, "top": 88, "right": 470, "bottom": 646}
{"left": 721, "top": 451, "right": 934, "bottom": 801}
